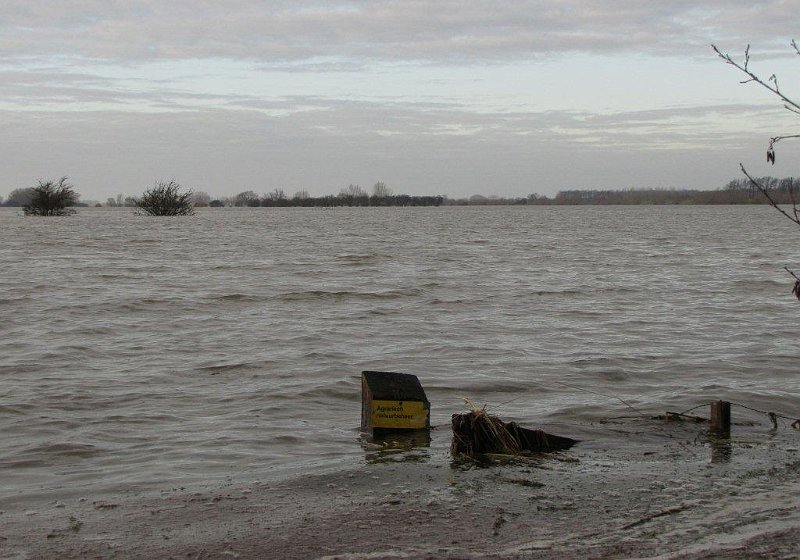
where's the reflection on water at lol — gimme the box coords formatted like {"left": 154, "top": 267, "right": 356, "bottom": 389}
{"left": 708, "top": 435, "right": 733, "bottom": 463}
{"left": 361, "top": 430, "right": 431, "bottom": 464}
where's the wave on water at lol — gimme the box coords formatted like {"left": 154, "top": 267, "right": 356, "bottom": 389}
{"left": 334, "top": 252, "right": 384, "bottom": 265}
{"left": 531, "top": 286, "right": 640, "bottom": 297}
{"left": 196, "top": 360, "right": 279, "bottom": 375}
{"left": 430, "top": 380, "right": 543, "bottom": 395}
{"left": 301, "top": 350, "right": 351, "bottom": 360}
{"left": 19, "top": 442, "right": 104, "bottom": 459}
{"left": 112, "top": 297, "right": 190, "bottom": 312}
{"left": 531, "top": 289, "right": 584, "bottom": 297}
{"left": 350, "top": 308, "right": 402, "bottom": 318}
{"left": 732, "top": 278, "right": 789, "bottom": 290}
{"left": 293, "top": 381, "right": 360, "bottom": 401}
{"left": 0, "top": 403, "right": 38, "bottom": 415}
{"left": 277, "top": 287, "right": 422, "bottom": 302}
{"left": 570, "top": 355, "right": 664, "bottom": 367}
{"left": 210, "top": 293, "right": 265, "bottom": 302}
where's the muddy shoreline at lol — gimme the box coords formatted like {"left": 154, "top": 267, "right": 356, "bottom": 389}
{"left": 3, "top": 417, "right": 799, "bottom": 559}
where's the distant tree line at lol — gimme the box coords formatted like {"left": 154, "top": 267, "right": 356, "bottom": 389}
{"left": 421, "top": 178, "right": 800, "bottom": 206}
{"left": 205, "top": 183, "right": 444, "bottom": 207}
{"left": 541, "top": 177, "right": 799, "bottom": 205}
{"left": 4, "top": 177, "right": 800, "bottom": 209}
{"left": 444, "top": 194, "right": 538, "bottom": 205}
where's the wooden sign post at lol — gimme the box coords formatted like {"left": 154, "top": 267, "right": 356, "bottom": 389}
{"left": 361, "top": 371, "right": 430, "bottom": 435}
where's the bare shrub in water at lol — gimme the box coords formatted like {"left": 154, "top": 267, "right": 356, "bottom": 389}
{"left": 136, "top": 180, "right": 195, "bottom": 216}
{"left": 23, "top": 177, "right": 78, "bottom": 216}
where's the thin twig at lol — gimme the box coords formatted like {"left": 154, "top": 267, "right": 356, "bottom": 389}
{"left": 729, "top": 400, "right": 798, "bottom": 423}
{"left": 665, "top": 411, "right": 707, "bottom": 423}
{"left": 740, "top": 164, "right": 800, "bottom": 225}
{"left": 677, "top": 403, "right": 707, "bottom": 416}
{"left": 770, "top": 134, "right": 800, "bottom": 146}
{"left": 712, "top": 44, "right": 800, "bottom": 113}
{"left": 621, "top": 505, "right": 691, "bottom": 530}
{"left": 768, "top": 134, "right": 800, "bottom": 165}
{"left": 787, "top": 180, "right": 799, "bottom": 222}
{"left": 549, "top": 380, "right": 646, "bottom": 417}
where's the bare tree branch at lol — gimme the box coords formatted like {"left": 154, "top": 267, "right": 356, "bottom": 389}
{"left": 740, "top": 168, "right": 800, "bottom": 297}
{"left": 740, "top": 164, "right": 800, "bottom": 225}
{"left": 712, "top": 43, "right": 800, "bottom": 113}
{"left": 718, "top": 40, "right": 800, "bottom": 298}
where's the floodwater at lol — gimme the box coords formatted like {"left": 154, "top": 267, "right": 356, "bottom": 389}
{"left": 2, "top": 205, "right": 799, "bottom": 503}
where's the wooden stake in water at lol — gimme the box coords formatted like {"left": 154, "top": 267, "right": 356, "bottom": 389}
{"left": 710, "top": 400, "right": 731, "bottom": 436}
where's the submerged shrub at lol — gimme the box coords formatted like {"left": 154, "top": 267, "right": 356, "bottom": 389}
{"left": 23, "top": 177, "right": 78, "bottom": 216}
{"left": 136, "top": 180, "right": 195, "bottom": 216}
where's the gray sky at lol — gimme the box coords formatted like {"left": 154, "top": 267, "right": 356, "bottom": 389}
{"left": 2, "top": 1, "right": 800, "bottom": 201}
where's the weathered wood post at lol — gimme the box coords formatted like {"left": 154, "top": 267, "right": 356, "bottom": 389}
{"left": 709, "top": 400, "right": 731, "bottom": 436}
{"left": 361, "top": 371, "right": 430, "bottom": 436}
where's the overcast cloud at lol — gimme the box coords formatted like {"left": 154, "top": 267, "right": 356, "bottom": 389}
{"left": 1, "top": 1, "right": 799, "bottom": 200}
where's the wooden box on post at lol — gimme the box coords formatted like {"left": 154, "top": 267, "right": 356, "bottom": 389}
{"left": 361, "top": 371, "right": 430, "bottom": 436}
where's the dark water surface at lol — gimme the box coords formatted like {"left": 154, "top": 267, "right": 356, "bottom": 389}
{"left": 2, "top": 205, "right": 799, "bottom": 502}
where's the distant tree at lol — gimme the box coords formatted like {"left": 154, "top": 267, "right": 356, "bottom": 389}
{"left": 209, "top": 199, "right": 225, "bottom": 207}
{"left": 778, "top": 177, "right": 798, "bottom": 194}
{"left": 135, "top": 180, "right": 194, "bottom": 216}
{"left": 5, "top": 187, "right": 36, "bottom": 207}
{"left": 338, "top": 184, "right": 369, "bottom": 206}
{"left": 714, "top": 40, "right": 800, "bottom": 294}
{"left": 340, "top": 184, "right": 366, "bottom": 197}
{"left": 123, "top": 196, "right": 138, "bottom": 207}
{"left": 372, "top": 181, "right": 392, "bottom": 197}
{"left": 0, "top": 195, "right": 4, "bottom": 205}
{"left": 234, "top": 190, "right": 259, "bottom": 207}
{"left": 261, "top": 188, "right": 288, "bottom": 207}
{"left": 266, "top": 188, "right": 287, "bottom": 201}
{"left": 293, "top": 189, "right": 310, "bottom": 200}
{"left": 724, "top": 179, "right": 746, "bottom": 192}
{"left": 191, "top": 191, "right": 211, "bottom": 207}
{"left": 106, "top": 197, "right": 117, "bottom": 207}
{"left": 23, "top": 177, "right": 78, "bottom": 216}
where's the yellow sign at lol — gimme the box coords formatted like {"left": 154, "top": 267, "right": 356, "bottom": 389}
{"left": 370, "top": 400, "right": 428, "bottom": 429}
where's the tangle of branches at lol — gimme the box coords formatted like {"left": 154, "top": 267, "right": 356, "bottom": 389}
{"left": 135, "top": 180, "right": 195, "bottom": 216}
